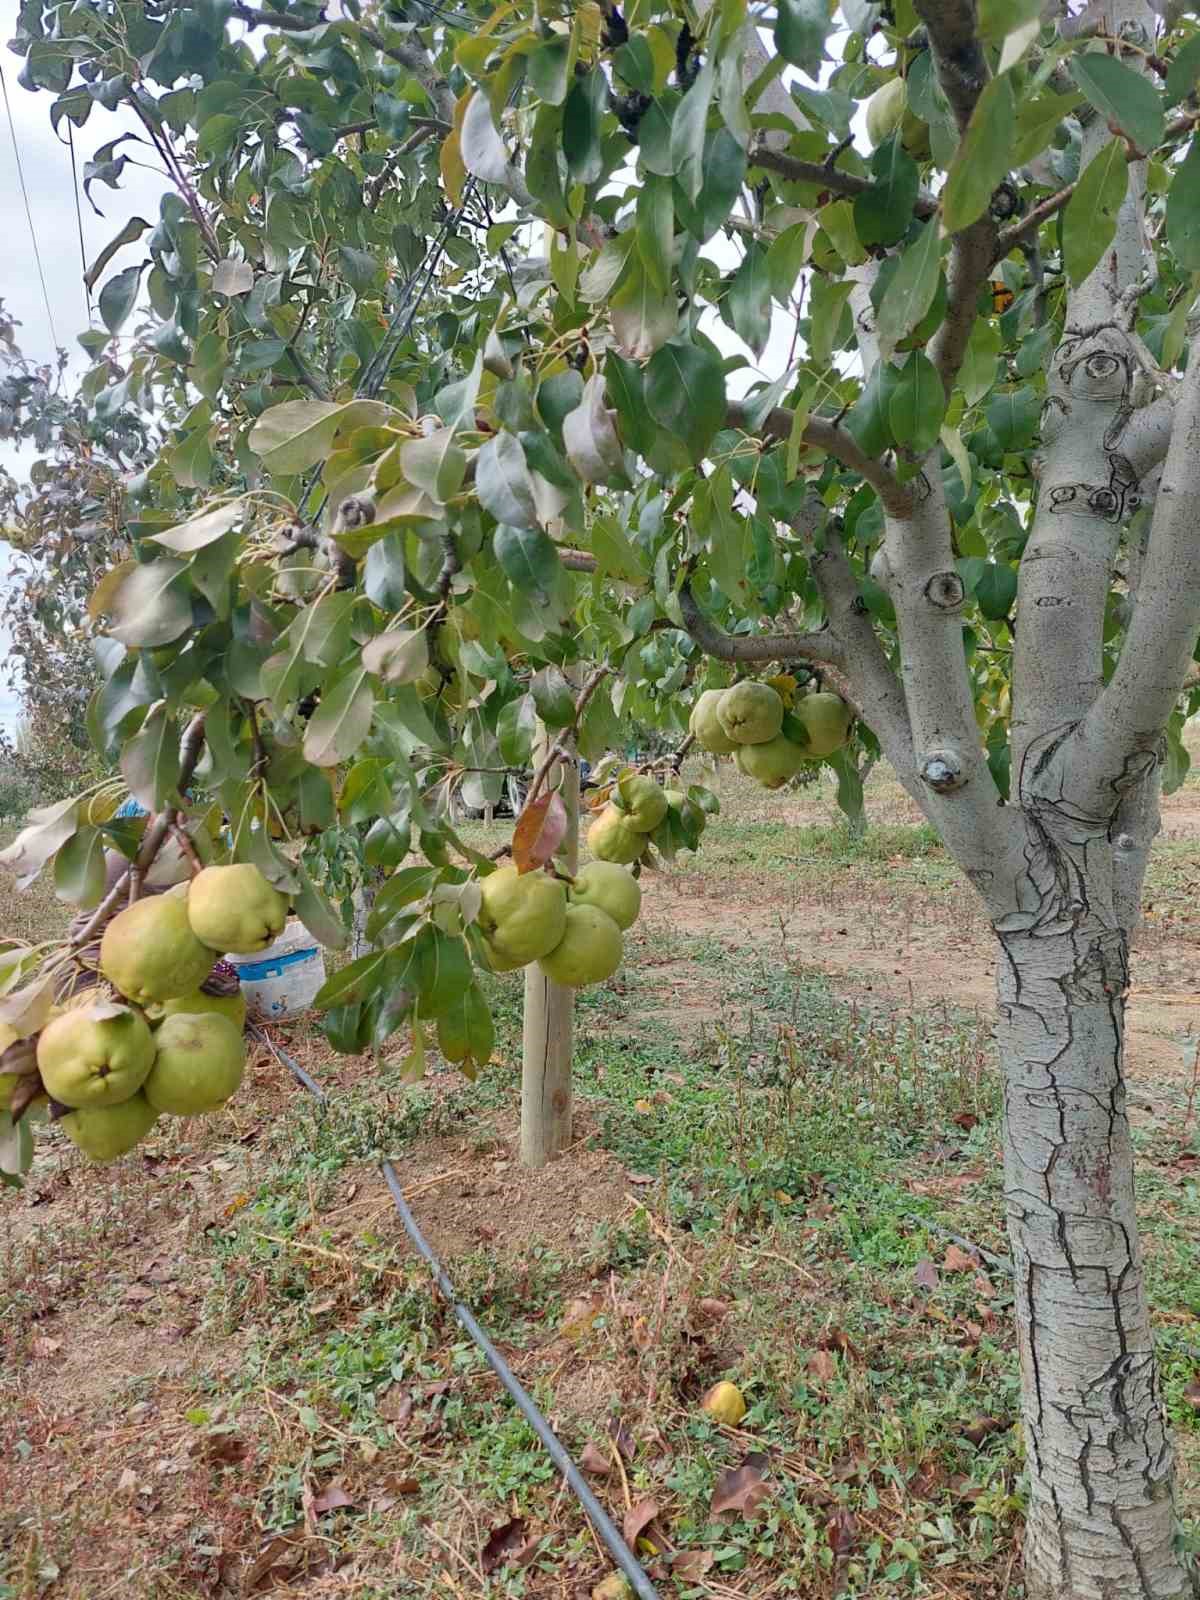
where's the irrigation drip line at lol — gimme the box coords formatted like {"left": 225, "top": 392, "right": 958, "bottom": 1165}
{"left": 251, "top": 1023, "right": 660, "bottom": 1597}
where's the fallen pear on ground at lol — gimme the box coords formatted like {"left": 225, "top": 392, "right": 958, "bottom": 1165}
{"left": 60, "top": 1092, "right": 158, "bottom": 1162}
{"left": 100, "top": 892, "right": 214, "bottom": 1006}
{"left": 586, "top": 805, "right": 646, "bottom": 865}
{"left": 477, "top": 864, "right": 567, "bottom": 968}
{"left": 717, "top": 682, "right": 784, "bottom": 746}
{"left": 538, "top": 903, "right": 623, "bottom": 988}
{"left": 568, "top": 861, "right": 641, "bottom": 930}
{"left": 144, "top": 1012, "right": 246, "bottom": 1116}
{"left": 701, "top": 1380, "right": 747, "bottom": 1425}
{"left": 187, "top": 863, "right": 289, "bottom": 954}
{"left": 36, "top": 1004, "right": 156, "bottom": 1109}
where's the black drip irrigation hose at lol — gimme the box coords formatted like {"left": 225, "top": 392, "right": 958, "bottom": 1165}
{"left": 251, "top": 1025, "right": 661, "bottom": 1600}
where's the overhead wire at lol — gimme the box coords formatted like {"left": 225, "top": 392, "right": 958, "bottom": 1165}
{"left": 0, "top": 59, "right": 60, "bottom": 353}
{"left": 66, "top": 120, "right": 93, "bottom": 324}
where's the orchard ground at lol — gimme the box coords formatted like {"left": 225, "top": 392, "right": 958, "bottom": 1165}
{"left": 2, "top": 747, "right": 1199, "bottom": 1600}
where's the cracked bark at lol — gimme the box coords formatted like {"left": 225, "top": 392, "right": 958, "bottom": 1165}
{"left": 994, "top": 800, "right": 1188, "bottom": 1599}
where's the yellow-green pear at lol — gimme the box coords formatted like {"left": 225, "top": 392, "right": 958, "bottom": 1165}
{"left": 701, "top": 1380, "right": 747, "bottom": 1426}
{"left": 186, "top": 864, "right": 289, "bottom": 954}
{"left": 538, "top": 904, "right": 623, "bottom": 988}
{"left": 147, "top": 988, "right": 247, "bottom": 1031}
{"left": 36, "top": 1003, "right": 156, "bottom": 1108}
{"left": 689, "top": 689, "right": 738, "bottom": 754}
{"left": 144, "top": 1012, "right": 246, "bottom": 1116}
{"left": 794, "top": 691, "right": 853, "bottom": 757}
{"left": 716, "top": 682, "right": 784, "bottom": 746}
{"left": 735, "top": 734, "right": 810, "bottom": 790}
{"left": 614, "top": 775, "right": 668, "bottom": 833}
{"left": 100, "top": 894, "right": 214, "bottom": 1005}
{"left": 865, "top": 77, "right": 905, "bottom": 147}
{"left": 477, "top": 864, "right": 567, "bottom": 967}
{"left": 587, "top": 806, "right": 646, "bottom": 865}
{"left": 61, "top": 1093, "right": 158, "bottom": 1162}
{"left": 569, "top": 862, "right": 641, "bottom": 931}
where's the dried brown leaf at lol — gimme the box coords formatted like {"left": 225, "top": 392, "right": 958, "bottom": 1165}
{"left": 622, "top": 1496, "right": 661, "bottom": 1548}
{"left": 481, "top": 1515, "right": 530, "bottom": 1574}
{"left": 962, "top": 1414, "right": 1009, "bottom": 1447}
{"left": 1183, "top": 1378, "right": 1200, "bottom": 1413}
{"left": 826, "top": 1508, "right": 858, "bottom": 1558}
{"left": 942, "top": 1243, "right": 979, "bottom": 1273}
{"left": 511, "top": 792, "right": 567, "bottom": 873}
{"left": 580, "top": 1440, "right": 612, "bottom": 1476}
{"left": 671, "top": 1549, "right": 715, "bottom": 1578}
{"left": 914, "top": 1259, "right": 939, "bottom": 1291}
{"left": 309, "top": 1480, "right": 354, "bottom": 1517}
{"left": 606, "top": 1417, "right": 636, "bottom": 1461}
{"left": 711, "top": 1455, "right": 772, "bottom": 1521}
{"left": 807, "top": 1348, "right": 838, "bottom": 1383}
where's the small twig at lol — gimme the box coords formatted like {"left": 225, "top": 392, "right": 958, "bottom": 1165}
{"left": 170, "top": 822, "right": 205, "bottom": 877}
{"left": 245, "top": 701, "right": 268, "bottom": 781}
{"left": 905, "top": 1212, "right": 1012, "bottom": 1275}
{"left": 68, "top": 713, "right": 207, "bottom": 948}
{"left": 523, "top": 667, "right": 611, "bottom": 811}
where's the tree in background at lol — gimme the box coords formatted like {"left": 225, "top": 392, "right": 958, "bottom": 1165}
{"left": 4, "top": 1, "right": 1200, "bottom": 1595}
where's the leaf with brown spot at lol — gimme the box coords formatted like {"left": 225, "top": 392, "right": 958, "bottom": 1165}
{"left": 511, "top": 791, "right": 567, "bottom": 873}
{"left": 581, "top": 1440, "right": 612, "bottom": 1475}
{"left": 942, "top": 1243, "right": 979, "bottom": 1272}
{"left": 914, "top": 1259, "right": 939, "bottom": 1291}
{"left": 481, "top": 1515, "right": 530, "bottom": 1574}
{"left": 711, "top": 1454, "right": 772, "bottom": 1520}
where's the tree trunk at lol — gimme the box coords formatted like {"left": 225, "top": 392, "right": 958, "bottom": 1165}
{"left": 519, "top": 749, "right": 578, "bottom": 1168}
{"left": 996, "top": 911, "right": 1191, "bottom": 1599}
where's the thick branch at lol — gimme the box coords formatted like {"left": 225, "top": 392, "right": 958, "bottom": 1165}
{"left": 930, "top": 216, "right": 998, "bottom": 395}
{"left": 728, "top": 402, "right": 912, "bottom": 517}
{"left": 912, "top": 0, "right": 990, "bottom": 132}
{"left": 1070, "top": 332, "right": 1200, "bottom": 812}
{"left": 750, "top": 145, "right": 939, "bottom": 219}
{"left": 678, "top": 581, "right": 842, "bottom": 668}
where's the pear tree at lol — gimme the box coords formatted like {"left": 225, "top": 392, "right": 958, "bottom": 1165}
{"left": 6, "top": 1, "right": 1200, "bottom": 1595}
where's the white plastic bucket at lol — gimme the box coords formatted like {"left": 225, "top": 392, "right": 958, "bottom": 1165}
{"left": 229, "top": 920, "right": 326, "bottom": 1021}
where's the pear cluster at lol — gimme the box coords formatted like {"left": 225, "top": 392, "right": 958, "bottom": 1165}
{"left": 478, "top": 856, "right": 643, "bottom": 992}
{"left": 689, "top": 682, "right": 852, "bottom": 789}
{"left": 586, "top": 774, "right": 703, "bottom": 866}
{"left": 40, "top": 864, "right": 288, "bottom": 1164}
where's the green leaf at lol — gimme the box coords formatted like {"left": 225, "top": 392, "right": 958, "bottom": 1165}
{"left": 853, "top": 137, "right": 920, "bottom": 249}
{"left": 670, "top": 58, "right": 715, "bottom": 201}
{"left": 1013, "top": 92, "right": 1082, "bottom": 166}
{"left": 961, "top": 317, "right": 1001, "bottom": 407}
{"left": 531, "top": 665, "right": 575, "bottom": 728}
{"left": 610, "top": 256, "right": 678, "bottom": 361}
{"left": 302, "top": 668, "right": 375, "bottom": 766}
{"left": 148, "top": 496, "right": 248, "bottom": 554}
{"left": 437, "top": 982, "right": 494, "bottom": 1071}
{"left": 774, "top": 0, "right": 829, "bottom": 75}
{"left": 498, "top": 694, "right": 538, "bottom": 765}
{"left": 400, "top": 427, "right": 468, "bottom": 504}
{"left": 85, "top": 217, "right": 148, "bottom": 294}
{"left": 942, "top": 74, "right": 1016, "bottom": 233}
{"left": 121, "top": 705, "right": 181, "bottom": 811}
{"left": 875, "top": 220, "right": 941, "bottom": 357}
{"left": 362, "top": 627, "right": 429, "bottom": 684}
{"left": 475, "top": 432, "right": 539, "bottom": 528}
{"left": 1063, "top": 139, "right": 1128, "bottom": 285}
{"left": 1167, "top": 139, "right": 1200, "bottom": 270}
{"left": 461, "top": 89, "right": 509, "bottom": 185}
{"left": 364, "top": 812, "right": 412, "bottom": 870}
{"left": 644, "top": 340, "right": 726, "bottom": 462}
{"left": 109, "top": 559, "right": 192, "bottom": 647}
{"left": 494, "top": 525, "right": 563, "bottom": 600}
{"left": 368, "top": 865, "right": 440, "bottom": 940}
{"left": 53, "top": 825, "right": 105, "bottom": 909}
{"left": 293, "top": 858, "right": 350, "bottom": 950}
{"left": 98, "top": 264, "right": 144, "bottom": 335}
{"left": 1167, "top": 33, "right": 1200, "bottom": 107}
{"left": 888, "top": 350, "right": 945, "bottom": 454}
{"left": 636, "top": 174, "right": 674, "bottom": 294}
{"left": 313, "top": 950, "right": 391, "bottom": 1010}
{"left": 529, "top": 35, "right": 571, "bottom": 105}
{"left": 974, "top": 561, "right": 1017, "bottom": 621}
{"left": 807, "top": 276, "right": 854, "bottom": 368}
{"left": 249, "top": 399, "right": 390, "bottom": 475}
{"left": 1071, "top": 53, "right": 1164, "bottom": 156}
{"left": 402, "top": 924, "right": 474, "bottom": 1019}
{"left": 725, "top": 244, "right": 772, "bottom": 358}
{"left": 986, "top": 386, "right": 1041, "bottom": 452}
{"left": 563, "top": 69, "right": 606, "bottom": 184}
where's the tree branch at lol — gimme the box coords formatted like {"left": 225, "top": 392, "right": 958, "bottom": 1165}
{"left": 912, "top": 0, "right": 990, "bottom": 132}
{"left": 750, "top": 145, "right": 939, "bottom": 219}
{"left": 1070, "top": 331, "right": 1200, "bottom": 814}
{"left": 930, "top": 216, "right": 998, "bottom": 395}
{"left": 523, "top": 667, "right": 610, "bottom": 810}
{"left": 727, "top": 402, "right": 912, "bottom": 517}
{"left": 678, "top": 580, "right": 843, "bottom": 667}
